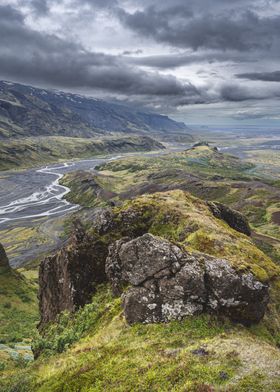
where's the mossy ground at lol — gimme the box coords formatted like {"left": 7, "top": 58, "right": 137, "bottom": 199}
{"left": 0, "top": 266, "right": 39, "bottom": 371}
{"left": 110, "top": 190, "right": 280, "bottom": 283}
{"left": 67, "top": 145, "right": 280, "bottom": 263}
{"left": 0, "top": 135, "right": 163, "bottom": 171}
{"left": 1, "top": 285, "right": 280, "bottom": 392}
{"left": 1, "top": 145, "right": 280, "bottom": 390}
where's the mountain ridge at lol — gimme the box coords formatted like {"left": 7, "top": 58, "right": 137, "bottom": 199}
{"left": 0, "top": 80, "right": 190, "bottom": 139}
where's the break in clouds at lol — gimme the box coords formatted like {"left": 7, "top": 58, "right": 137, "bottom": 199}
{"left": 1, "top": 0, "right": 280, "bottom": 122}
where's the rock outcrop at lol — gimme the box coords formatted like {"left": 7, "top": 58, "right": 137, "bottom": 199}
{"left": 208, "top": 201, "right": 251, "bottom": 236}
{"left": 38, "top": 190, "right": 273, "bottom": 330}
{"left": 38, "top": 221, "right": 107, "bottom": 327}
{"left": 0, "top": 243, "right": 9, "bottom": 269}
{"left": 106, "top": 234, "right": 269, "bottom": 325}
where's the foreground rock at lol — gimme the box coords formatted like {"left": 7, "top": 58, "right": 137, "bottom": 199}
{"left": 106, "top": 234, "right": 269, "bottom": 325}
{"left": 0, "top": 243, "right": 9, "bottom": 269}
{"left": 38, "top": 221, "right": 107, "bottom": 327}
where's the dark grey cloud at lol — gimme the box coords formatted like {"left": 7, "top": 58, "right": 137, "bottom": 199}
{"left": 1, "top": 0, "right": 280, "bottom": 120}
{"left": 128, "top": 51, "right": 254, "bottom": 69}
{"left": 29, "top": 0, "right": 49, "bottom": 14}
{"left": 0, "top": 4, "right": 202, "bottom": 108}
{"left": 220, "top": 84, "right": 258, "bottom": 102}
{"left": 219, "top": 82, "right": 280, "bottom": 102}
{"left": 118, "top": 5, "right": 280, "bottom": 52}
{"left": 122, "top": 49, "right": 143, "bottom": 55}
{"left": 236, "top": 71, "right": 280, "bottom": 82}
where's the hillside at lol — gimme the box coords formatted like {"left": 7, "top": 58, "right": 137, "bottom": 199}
{"left": 0, "top": 81, "right": 190, "bottom": 139}
{"left": 1, "top": 190, "right": 280, "bottom": 391}
{"left": 0, "top": 135, "right": 165, "bottom": 171}
{"left": 62, "top": 145, "right": 280, "bottom": 263}
{"left": 0, "top": 245, "right": 38, "bottom": 371}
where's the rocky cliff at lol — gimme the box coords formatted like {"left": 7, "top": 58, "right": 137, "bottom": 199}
{"left": 38, "top": 190, "right": 277, "bottom": 328}
{"left": 0, "top": 242, "right": 10, "bottom": 269}
{"left": 38, "top": 221, "right": 107, "bottom": 327}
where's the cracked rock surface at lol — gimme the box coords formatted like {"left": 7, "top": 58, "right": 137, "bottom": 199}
{"left": 106, "top": 233, "right": 269, "bottom": 325}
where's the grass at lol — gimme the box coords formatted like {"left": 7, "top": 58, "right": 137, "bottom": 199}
{"left": 1, "top": 144, "right": 280, "bottom": 390}
{"left": 106, "top": 190, "right": 280, "bottom": 283}
{"left": 0, "top": 267, "right": 38, "bottom": 344}
{"left": 0, "top": 135, "right": 164, "bottom": 171}
{"left": 1, "top": 284, "right": 280, "bottom": 392}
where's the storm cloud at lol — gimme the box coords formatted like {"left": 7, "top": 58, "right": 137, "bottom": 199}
{"left": 0, "top": 0, "right": 279, "bottom": 121}
{"left": 118, "top": 4, "right": 280, "bottom": 52}
{"left": 237, "top": 71, "right": 280, "bottom": 82}
{"left": 0, "top": 4, "right": 202, "bottom": 105}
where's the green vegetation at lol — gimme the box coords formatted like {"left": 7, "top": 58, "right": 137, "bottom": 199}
{"left": 0, "top": 265, "right": 38, "bottom": 371}
{"left": 63, "top": 145, "right": 280, "bottom": 263}
{"left": 0, "top": 135, "right": 164, "bottom": 171}
{"left": 106, "top": 190, "right": 279, "bottom": 282}
{"left": 1, "top": 285, "right": 280, "bottom": 392}
{"left": 0, "top": 266, "right": 38, "bottom": 343}
{"left": 1, "top": 144, "right": 280, "bottom": 390}
{"left": 61, "top": 172, "right": 114, "bottom": 208}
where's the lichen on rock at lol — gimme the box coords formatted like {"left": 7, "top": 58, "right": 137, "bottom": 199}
{"left": 106, "top": 233, "right": 269, "bottom": 325}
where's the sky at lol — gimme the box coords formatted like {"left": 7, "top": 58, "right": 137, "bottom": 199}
{"left": 1, "top": 0, "right": 280, "bottom": 125}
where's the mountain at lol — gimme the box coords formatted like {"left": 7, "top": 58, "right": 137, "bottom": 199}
{"left": 0, "top": 81, "right": 189, "bottom": 139}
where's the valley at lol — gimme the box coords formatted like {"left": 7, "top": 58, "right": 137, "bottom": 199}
{"left": 1, "top": 132, "right": 280, "bottom": 391}
{"left": 2, "top": 0, "right": 280, "bottom": 389}
{"left": 1, "top": 82, "right": 280, "bottom": 392}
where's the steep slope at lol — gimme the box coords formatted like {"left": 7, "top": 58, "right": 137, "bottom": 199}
{"left": 0, "top": 80, "right": 190, "bottom": 139}
{"left": 1, "top": 190, "right": 280, "bottom": 391}
{"left": 0, "top": 243, "right": 38, "bottom": 348}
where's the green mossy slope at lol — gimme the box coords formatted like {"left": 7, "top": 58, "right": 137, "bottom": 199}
{"left": 0, "top": 136, "right": 164, "bottom": 171}
{"left": 1, "top": 285, "right": 280, "bottom": 392}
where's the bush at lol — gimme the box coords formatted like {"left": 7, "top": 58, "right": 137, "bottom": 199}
{"left": 32, "top": 284, "right": 120, "bottom": 357}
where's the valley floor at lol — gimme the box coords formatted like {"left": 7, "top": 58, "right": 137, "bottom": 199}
{"left": 1, "top": 130, "right": 280, "bottom": 391}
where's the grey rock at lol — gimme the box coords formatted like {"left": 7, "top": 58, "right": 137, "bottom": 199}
{"left": 106, "top": 234, "right": 183, "bottom": 293}
{"left": 205, "top": 259, "right": 269, "bottom": 325}
{"left": 106, "top": 234, "right": 269, "bottom": 326}
{"left": 122, "top": 286, "right": 161, "bottom": 324}
{"left": 91, "top": 208, "right": 114, "bottom": 235}
{"left": 208, "top": 201, "right": 251, "bottom": 236}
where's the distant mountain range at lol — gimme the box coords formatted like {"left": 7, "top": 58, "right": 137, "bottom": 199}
{"left": 0, "top": 81, "right": 188, "bottom": 139}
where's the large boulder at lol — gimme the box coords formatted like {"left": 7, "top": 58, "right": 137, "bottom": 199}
{"left": 38, "top": 221, "right": 108, "bottom": 328}
{"left": 208, "top": 201, "right": 251, "bottom": 236}
{"left": 0, "top": 243, "right": 9, "bottom": 269}
{"left": 106, "top": 234, "right": 269, "bottom": 325}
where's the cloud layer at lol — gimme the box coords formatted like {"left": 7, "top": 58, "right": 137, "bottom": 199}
{"left": 0, "top": 0, "right": 280, "bottom": 122}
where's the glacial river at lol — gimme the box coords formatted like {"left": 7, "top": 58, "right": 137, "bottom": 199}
{"left": 0, "top": 145, "right": 187, "bottom": 230}
{"left": 0, "top": 157, "right": 120, "bottom": 228}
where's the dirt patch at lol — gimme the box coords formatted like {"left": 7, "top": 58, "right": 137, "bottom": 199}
{"left": 272, "top": 211, "right": 280, "bottom": 225}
